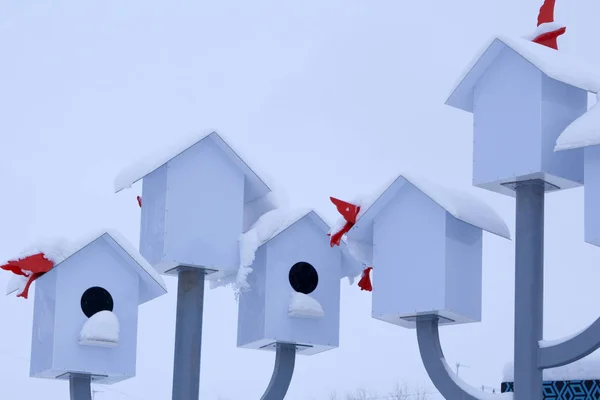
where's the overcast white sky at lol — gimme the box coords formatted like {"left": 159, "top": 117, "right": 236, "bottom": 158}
{"left": 2, "top": 1, "right": 600, "bottom": 399}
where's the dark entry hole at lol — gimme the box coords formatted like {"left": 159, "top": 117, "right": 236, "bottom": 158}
{"left": 288, "top": 262, "right": 318, "bottom": 294}
{"left": 81, "top": 286, "right": 114, "bottom": 318}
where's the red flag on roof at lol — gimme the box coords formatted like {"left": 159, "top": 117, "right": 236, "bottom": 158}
{"left": 532, "top": 0, "right": 565, "bottom": 50}
{"left": 1, "top": 253, "right": 54, "bottom": 299}
{"left": 328, "top": 197, "right": 360, "bottom": 247}
{"left": 328, "top": 197, "right": 373, "bottom": 292}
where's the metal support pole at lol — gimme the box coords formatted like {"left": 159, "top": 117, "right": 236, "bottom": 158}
{"left": 513, "top": 180, "right": 545, "bottom": 400}
{"left": 416, "top": 315, "right": 508, "bottom": 400}
{"left": 172, "top": 268, "right": 205, "bottom": 400}
{"left": 69, "top": 373, "right": 92, "bottom": 400}
{"left": 260, "top": 343, "right": 296, "bottom": 400}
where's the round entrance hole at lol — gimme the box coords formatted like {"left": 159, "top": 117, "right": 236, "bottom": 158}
{"left": 288, "top": 262, "right": 318, "bottom": 294}
{"left": 81, "top": 286, "right": 114, "bottom": 318}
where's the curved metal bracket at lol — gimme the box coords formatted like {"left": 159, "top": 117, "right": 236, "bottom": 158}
{"left": 416, "top": 315, "right": 512, "bottom": 400}
{"left": 69, "top": 373, "right": 92, "bottom": 400}
{"left": 538, "top": 317, "right": 600, "bottom": 369}
{"left": 260, "top": 343, "right": 297, "bottom": 400}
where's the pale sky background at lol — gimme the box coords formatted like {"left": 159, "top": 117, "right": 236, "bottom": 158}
{"left": 1, "top": 1, "right": 600, "bottom": 399}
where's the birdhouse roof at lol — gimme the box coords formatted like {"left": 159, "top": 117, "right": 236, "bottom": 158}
{"left": 348, "top": 172, "right": 511, "bottom": 242}
{"left": 446, "top": 35, "right": 600, "bottom": 113}
{"left": 114, "top": 131, "right": 271, "bottom": 204}
{"left": 239, "top": 208, "right": 363, "bottom": 281}
{"left": 6, "top": 230, "right": 167, "bottom": 304}
{"left": 555, "top": 93, "right": 600, "bottom": 151}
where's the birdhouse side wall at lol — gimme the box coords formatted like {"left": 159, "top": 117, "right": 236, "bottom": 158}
{"left": 237, "top": 246, "right": 268, "bottom": 348}
{"left": 472, "top": 49, "right": 543, "bottom": 194}
{"left": 52, "top": 242, "right": 139, "bottom": 380}
{"left": 584, "top": 145, "right": 600, "bottom": 247}
{"left": 444, "top": 215, "right": 483, "bottom": 323}
{"left": 540, "top": 76, "right": 586, "bottom": 186}
{"left": 371, "top": 184, "right": 447, "bottom": 325}
{"left": 264, "top": 219, "right": 341, "bottom": 351}
{"left": 163, "top": 140, "right": 245, "bottom": 271}
{"left": 30, "top": 269, "right": 58, "bottom": 378}
{"left": 139, "top": 165, "right": 167, "bottom": 266}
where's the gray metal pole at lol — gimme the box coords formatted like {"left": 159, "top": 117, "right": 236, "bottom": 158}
{"left": 69, "top": 373, "right": 92, "bottom": 400}
{"left": 260, "top": 343, "right": 296, "bottom": 400}
{"left": 513, "top": 180, "right": 545, "bottom": 400}
{"left": 172, "top": 268, "right": 205, "bottom": 400}
{"left": 416, "top": 315, "right": 479, "bottom": 400}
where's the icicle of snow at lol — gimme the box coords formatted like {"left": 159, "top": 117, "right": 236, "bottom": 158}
{"left": 288, "top": 292, "right": 324, "bottom": 318}
{"left": 79, "top": 311, "right": 120, "bottom": 348}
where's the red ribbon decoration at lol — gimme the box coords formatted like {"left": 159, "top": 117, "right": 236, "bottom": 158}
{"left": 1, "top": 253, "right": 54, "bottom": 299}
{"left": 532, "top": 0, "right": 565, "bottom": 50}
{"left": 328, "top": 197, "right": 373, "bottom": 291}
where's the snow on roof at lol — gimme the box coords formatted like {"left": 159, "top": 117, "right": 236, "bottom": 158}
{"left": 113, "top": 130, "right": 272, "bottom": 204}
{"left": 555, "top": 93, "right": 600, "bottom": 151}
{"left": 503, "top": 357, "right": 600, "bottom": 382}
{"left": 446, "top": 35, "right": 600, "bottom": 113}
{"left": 4, "top": 230, "right": 166, "bottom": 303}
{"left": 350, "top": 171, "right": 511, "bottom": 240}
{"left": 210, "top": 208, "right": 362, "bottom": 292}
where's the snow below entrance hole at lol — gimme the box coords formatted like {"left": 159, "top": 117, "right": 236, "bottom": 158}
{"left": 288, "top": 292, "right": 324, "bottom": 319}
{"left": 79, "top": 311, "right": 120, "bottom": 348}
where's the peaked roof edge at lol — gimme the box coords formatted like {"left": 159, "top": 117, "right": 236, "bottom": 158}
{"left": 446, "top": 35, "right": 600, "bottom": 113}
{"left": 54, "top": 230, "right": 167, "bottom": 302}
{"left": 256, "top": 210, "right": 362, "bottom": 279}
{"left": 351, "top": 173, "right": 511, "bottom": 240}
{"left": 113, "top": 131, "right": 271, "bottom": 202}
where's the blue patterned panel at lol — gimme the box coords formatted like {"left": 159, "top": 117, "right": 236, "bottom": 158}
{"left": 501, "top": 380, "right": 600, "bottom": 399}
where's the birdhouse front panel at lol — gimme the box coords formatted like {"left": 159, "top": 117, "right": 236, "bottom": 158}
{"left": 371, "top": 183, "right": 483, "bottom": 328}
{"left": 141, "top": 139, "right": 246, "bottom": 275}
{"left": 35, "top": 241, "right": 140, "bottom": 383}
{"left": 264, "top": 218, "right": 341, "bottom": 354}
{"left": 472, "top": 48, "right": 585, "bottom": 195}
{"left": 584, "top": 145, "right": 600, "bottom": 247}
{"left": 237, "top": 216, "right": 342, "bottom": 356}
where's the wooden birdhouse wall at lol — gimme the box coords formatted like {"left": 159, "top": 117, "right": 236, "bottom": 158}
{"left": 472, "top": 48, "right": 585, "bottom": 194}
{"left": 371, "top": 183, "right": 483, "bottom": 328}
{"left": 584, "top": 145, "right": 600, "bottom": 247}
{"left": 238, "top": 217, "right": 342, "bottom": 356}
{"left": 31, "top": 241, "right": 140, "bottom": 383}
{"left": 140, "top": 138, "right": 245, "bottom": 274}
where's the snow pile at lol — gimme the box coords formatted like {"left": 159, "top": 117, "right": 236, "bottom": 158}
{"left": 447, "top": 35, "right": 600, "bottom": 108}
{"left": 288, "top": 292, "right": 324, "bottom": 318}
{"left": 555, "top": 92, "right": 600, "bottom": 151}
{"left": 79, "top": 310, "right": 120, "bottom": 347}
{"left": 209, "top": 208, "right": 311, "bottom": 293}
{"left": 503, "top": 357, "right": 600, "bottom": 381}
{"left": 523, "top": 22, "right": 565, "bottom": 40}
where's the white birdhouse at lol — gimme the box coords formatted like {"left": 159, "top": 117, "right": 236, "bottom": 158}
{"left": 236, "top": 209, "right": 362, "bottom": 355}
{"left": 113, "top": 131, "right": 273, "bottom": 276}
{"left": 5, "top": 231, "right": 168, "bottom": 384}
{"left": 555, "top": 93, "right": 600, "bottom": 247}
{"left": 446, "top": 35, "right": 600, "bottom": 196}
{"left": 345, "top": 173, "right": 511, "bottom": 328}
